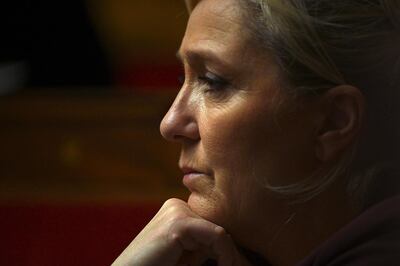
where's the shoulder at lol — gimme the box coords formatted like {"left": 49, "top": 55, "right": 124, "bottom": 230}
{"left": 298, "top": 195, "right": 400, "bottom": 266}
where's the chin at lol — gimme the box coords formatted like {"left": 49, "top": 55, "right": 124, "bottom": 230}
{"left": 188, "top": 192, "right": 250, "bottom": 250}
{"left": 187, "top": 192, "right": 228, "bottom": 227}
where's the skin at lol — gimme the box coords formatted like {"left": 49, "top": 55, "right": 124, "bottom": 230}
{"left": 113, "top": 0, "right": 365, "bottom": 265}
{"left": 165, "top": 0, "right": 319, "bottom": 255}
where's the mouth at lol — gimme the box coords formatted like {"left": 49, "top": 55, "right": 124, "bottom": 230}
{"left": 179, "top": 166, "right": 211, "bottom": 192}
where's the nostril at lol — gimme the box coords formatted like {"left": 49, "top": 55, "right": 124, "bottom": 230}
{"left": 183, "top": 121, "right": 200, "bottom": 140}
{"left": 172, "top": 134, "right": 186, "bottom": 142}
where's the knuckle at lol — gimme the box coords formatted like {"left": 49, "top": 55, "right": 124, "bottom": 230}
{"left": 163, "top": 199, "right": 188, "bottom": 221}
{"left": 163, "top": 198, "right": 181, "bottom": 207}
{"left": 166, "top": 223, "right": 187, "bottom": 246}
{"left": 167, "top": 231, "right": 181, "bottom": 244}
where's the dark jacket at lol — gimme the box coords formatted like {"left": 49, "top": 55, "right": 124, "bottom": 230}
{"left": 204, "top": 195, "right": 400, "bottom": 266}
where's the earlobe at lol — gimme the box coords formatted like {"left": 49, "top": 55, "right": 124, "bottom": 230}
{"left": 315, "top": 85, "right": 365, "bottom": 162}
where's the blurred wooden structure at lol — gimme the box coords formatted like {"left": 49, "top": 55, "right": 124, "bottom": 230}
{"left": 0, "top": 91, "right": 187, "bottom": 203}
{"left": 1, "top": 1, "right": 190, "bottom": 264}
{"left": 87, "top": 0, "right": 188, "bottom": 60}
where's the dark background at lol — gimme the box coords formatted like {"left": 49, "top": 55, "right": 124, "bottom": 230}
{"left": 0, "top": 1, "right": 188, "bottom": 265}
{"left": 1, "top": 0, "right": 110, "bottom": 88}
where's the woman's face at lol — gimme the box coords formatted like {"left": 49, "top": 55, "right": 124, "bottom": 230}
{"left": 160, "top": 0, "right": 319, "bottom": 246}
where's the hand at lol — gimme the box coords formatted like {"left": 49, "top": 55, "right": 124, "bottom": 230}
{"left": 112, "top": 198, "right": 251, "bottom": 266}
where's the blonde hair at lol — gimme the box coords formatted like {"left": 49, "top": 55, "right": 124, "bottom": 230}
{"left": 185, "top": 0, "right": 400, "bottom": 206}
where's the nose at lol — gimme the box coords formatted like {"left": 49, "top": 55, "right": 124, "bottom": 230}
{"left": 160, "top": 91, "right": 200, "bottom": 143}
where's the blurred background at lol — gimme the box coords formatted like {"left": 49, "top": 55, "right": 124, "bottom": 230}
{"left": 0, "top": 0, "right": 189, "bottom": 265}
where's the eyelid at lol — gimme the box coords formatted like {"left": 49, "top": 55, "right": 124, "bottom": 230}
{"left": 178, "top": 71, "right": 228, "bottom": 84}
{"left": 198, "top": 71, "right": 230, "bottom": 91}
{"left": 204, "top": 72, "right": 223, "bottom": 81}
{"left": 203, "top": 72, "right": 229, "bottom": 84}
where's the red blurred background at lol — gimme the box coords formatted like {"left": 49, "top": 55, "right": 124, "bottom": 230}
{"left": 0, "top": 0, "right": 189, "bottom": 265}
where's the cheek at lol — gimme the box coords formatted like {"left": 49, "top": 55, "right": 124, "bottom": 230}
{"left": 201, "top": 101, "right": 275, "bottom": 165}
{"left": 188, "top": 104, "right": 273, "bottom": 222}
{"left": 201, "top": 111, "right": 279, "bottom": 194}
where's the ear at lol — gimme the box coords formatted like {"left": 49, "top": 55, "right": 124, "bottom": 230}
{"left": 315, "top": 85, "right": 365, "bottom": 162}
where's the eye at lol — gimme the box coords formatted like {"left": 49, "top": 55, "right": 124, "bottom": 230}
{"left": 198, "top": 72, "right": 229, "bottom": 91}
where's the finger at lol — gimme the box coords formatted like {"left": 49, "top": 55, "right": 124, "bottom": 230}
{"left": 173, "top": 232, "right": 200, "bottom": 251}
{"left": 212, "top": 227, "right": 236, "bottom": 266}
{"left": 178, "top": 249, "right": 211, "bottom": 266}
{"left": 170, "top": 218, "right": 238, "bottom": 265}
{"left": 169, "top": 217, "right": 222, "bottom": 247}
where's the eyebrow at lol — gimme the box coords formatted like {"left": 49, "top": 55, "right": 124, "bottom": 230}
{"left": 176, "top": 49, "right": 231, "bottom": 69}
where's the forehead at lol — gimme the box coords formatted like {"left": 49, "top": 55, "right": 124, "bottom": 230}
{"left": 179, "top": 0, "right": 281, "bottom": 87}
{"left": 179, "top": 0, "right": 252, "bottom": 64}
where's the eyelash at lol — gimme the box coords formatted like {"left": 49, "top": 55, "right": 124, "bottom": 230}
{"left": 178, "top": 72, "right": 229, "bottom": 92}
{"left": 199, "top": 72, "right": 229, "bottom": 91}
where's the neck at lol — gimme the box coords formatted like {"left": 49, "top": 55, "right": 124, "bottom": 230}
{"left": 253, "top": 180, "right": 357, "bottom": 266}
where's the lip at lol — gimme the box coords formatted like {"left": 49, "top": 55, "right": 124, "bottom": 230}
{"left": 182, "top": 172, "right": 208, "bottom": 192}
{"left": 179, "top": 166, "right": 209, "bottom": 192}
{"left": 180, "top": 166, "right": 203, "bottom": 175}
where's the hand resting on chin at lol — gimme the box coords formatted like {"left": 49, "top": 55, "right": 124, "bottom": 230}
{"left": 112, "top": 198, "right": 252, "bottom": 266}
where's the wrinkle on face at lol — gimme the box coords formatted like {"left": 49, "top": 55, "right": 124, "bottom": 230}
{"left": 166, "top": 0, "right": 320, "bottom": 253}
{"left": 180, "top": 1, "right": 252, "bottom": 70}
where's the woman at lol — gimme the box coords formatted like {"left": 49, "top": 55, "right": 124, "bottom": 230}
{"left": 113, "top": 0, "right": 400, "bottom": 265}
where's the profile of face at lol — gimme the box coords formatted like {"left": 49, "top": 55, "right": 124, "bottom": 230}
{"left": 160, "top": 0, "right": 320, "bottom": 247}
